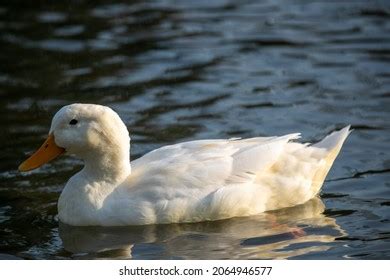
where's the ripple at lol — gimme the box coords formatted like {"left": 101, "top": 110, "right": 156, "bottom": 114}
{"left": 54, "top": 25, "right": 85, "bottom": 37}
{"left": 37, "top": 12, "right": 67, "bottom": 23}
{"left": 38, "top": 39, "right": 85, "bottom": 53}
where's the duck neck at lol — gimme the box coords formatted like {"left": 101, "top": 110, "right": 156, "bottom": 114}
{"left": 81, "top": 146, "right": 131, "bottom": 184}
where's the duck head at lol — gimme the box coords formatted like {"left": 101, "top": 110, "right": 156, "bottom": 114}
{"left": 19, "top": 104, "right": 130, "bottom": 174}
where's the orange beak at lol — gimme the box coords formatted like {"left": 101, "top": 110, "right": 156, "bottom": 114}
{"left": 19, "top": 133, "right": 65, "bottom": 172}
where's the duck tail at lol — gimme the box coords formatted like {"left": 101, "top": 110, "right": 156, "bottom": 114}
{"left": 310, "top": 125, "right": 352, "bottom": 195}
{"left": 313, "top": 125, "right": 352, "bottom": 151}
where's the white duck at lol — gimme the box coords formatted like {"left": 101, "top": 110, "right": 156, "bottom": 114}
{"left": 19, "top": 104, "right": 351, "bottom": 226}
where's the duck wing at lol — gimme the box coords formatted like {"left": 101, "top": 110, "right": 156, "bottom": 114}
{"left": 131, "top": 134, "right": 301, "bottom": 188}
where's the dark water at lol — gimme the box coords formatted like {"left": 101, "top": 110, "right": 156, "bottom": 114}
{"left": 0, "top": 0, "right": 389, "bottom": 259}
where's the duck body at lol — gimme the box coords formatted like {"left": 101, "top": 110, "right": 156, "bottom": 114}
{"left": 20, "top": 104, "right": 351, "bottom": 226}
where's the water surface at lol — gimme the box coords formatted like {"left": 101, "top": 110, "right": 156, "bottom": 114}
{"left": 0, "top": 0, "right": 389, "bottom": 259}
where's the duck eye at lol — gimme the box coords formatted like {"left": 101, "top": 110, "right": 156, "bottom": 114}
{"left": 69, "top": 119, "right": 78, "bottom": 125}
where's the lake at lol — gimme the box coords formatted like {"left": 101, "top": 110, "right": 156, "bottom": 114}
{"left": 0, "top": 0, "right": 389, "bottom": 259}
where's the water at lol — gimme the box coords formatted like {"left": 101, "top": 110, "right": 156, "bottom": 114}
{"left": 0, "top": 0, "right": 389, "bottom": 259}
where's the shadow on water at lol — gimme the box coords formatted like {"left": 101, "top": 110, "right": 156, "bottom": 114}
{"left": 59, "top": 198, "right": 345, "bottom": 259}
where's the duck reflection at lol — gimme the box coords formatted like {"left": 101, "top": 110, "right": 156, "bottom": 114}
{"left": 59, "top": 197, "right": 346, "bottom": 259}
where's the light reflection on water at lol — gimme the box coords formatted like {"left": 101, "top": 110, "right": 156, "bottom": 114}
{"left": 0, "top": 0, "right": 389, "bottom": 259}
{"left": 59, "top": 198, "right": 345, "bottom": 259}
